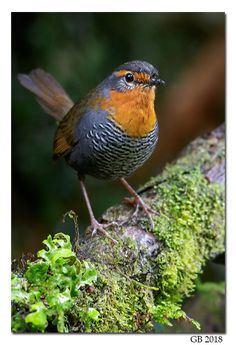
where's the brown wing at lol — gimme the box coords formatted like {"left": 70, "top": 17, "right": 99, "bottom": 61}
{"left": 53, "top": 102, "right": 81, "bottom": 159}
{"left": 53, "top": 88, "right": 100, "bottom": 159}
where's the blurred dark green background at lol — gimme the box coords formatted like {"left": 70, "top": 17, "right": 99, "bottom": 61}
{"left": 12, "top": 12, "right": 225, "bottom": 333}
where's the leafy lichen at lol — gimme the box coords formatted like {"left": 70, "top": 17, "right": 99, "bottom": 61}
{"left": 12, "top": 233, "right": 99, "bottom": 333}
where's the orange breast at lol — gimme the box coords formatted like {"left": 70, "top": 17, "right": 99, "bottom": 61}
{"left": 100, "top": 87, "right": 157, "bottom": 137}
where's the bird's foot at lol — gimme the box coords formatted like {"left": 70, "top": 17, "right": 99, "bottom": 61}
{"left": 125, "top": 196, "right": 158, "bottom": 230}
{"left": 90, "top": 219, "right": 119, "bottom": 244}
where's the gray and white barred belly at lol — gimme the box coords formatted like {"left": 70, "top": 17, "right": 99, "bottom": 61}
{"left": 80, "top": 119, "right": 159, "bottom": 179}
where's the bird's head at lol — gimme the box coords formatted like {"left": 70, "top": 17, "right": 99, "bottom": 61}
{"left": 109, "top": 60, "right": 165, "bottom": 92}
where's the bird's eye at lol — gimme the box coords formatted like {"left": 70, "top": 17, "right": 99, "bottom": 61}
{"left": 125, "top": 73, "right": 134, "bottom": 83}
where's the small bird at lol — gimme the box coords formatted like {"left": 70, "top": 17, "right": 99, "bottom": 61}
{"left": 18, "top": 60, "right": 165, "bottom": 241}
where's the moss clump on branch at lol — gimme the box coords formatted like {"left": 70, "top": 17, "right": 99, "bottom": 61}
{"left": 11, "top": 126, "right": 225, "bottom": 333}
{"left": 152, "top": 165, "right": 224, "bottom": 310}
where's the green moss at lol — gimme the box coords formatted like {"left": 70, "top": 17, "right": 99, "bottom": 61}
{"left": 152, "top": 301, "right": 200, "bottom": 329}
{"left": 69, "top": 266, "right": 155, "bottom": 333}
{"left": 148, "top": 144, "right": 224, "bottom": 325}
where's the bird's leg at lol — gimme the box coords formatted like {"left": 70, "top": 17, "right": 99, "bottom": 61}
{"left": 79, "top": 177, "right": 118, "bottom": 243}
{"left": 120, "top": 177, "right": 156, "bottom": 229}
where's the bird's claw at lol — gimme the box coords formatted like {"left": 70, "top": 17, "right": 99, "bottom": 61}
{"left": 126, "top": 196, "right": 158, "bottom": 230}
{"left": 90, "top": 220, "right": 119, "bottom": 243}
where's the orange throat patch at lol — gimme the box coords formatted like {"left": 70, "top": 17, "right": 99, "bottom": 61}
{"left": 100, "top": 86, "right": 157, "bottom": 137}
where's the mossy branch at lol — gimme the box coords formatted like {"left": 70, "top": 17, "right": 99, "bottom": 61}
{"left": 12, "top": 124, "right": 225, "bottom": 333}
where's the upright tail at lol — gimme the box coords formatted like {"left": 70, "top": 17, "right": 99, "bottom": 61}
{"left": 17, "top": 69, "right": 74, "bottom": 121}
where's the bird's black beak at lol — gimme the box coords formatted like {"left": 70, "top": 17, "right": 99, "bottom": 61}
{"left": 149, "top": 74, "right": 166, "bottom": 87}
{"left": 156, "top": 78, "right": 165, "bottom": 86}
